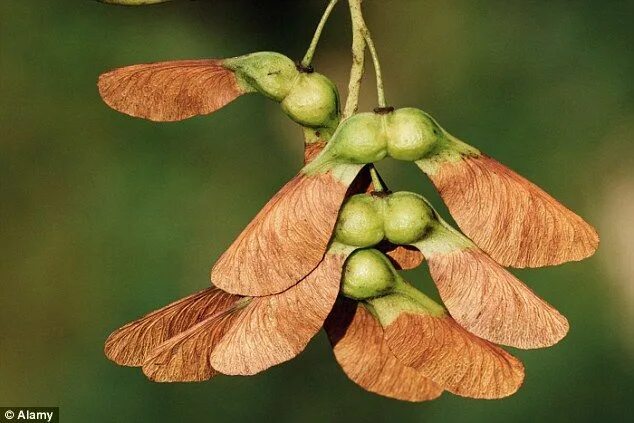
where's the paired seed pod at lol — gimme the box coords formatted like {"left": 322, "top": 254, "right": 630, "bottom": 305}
{"left": 335, "top": 191, "right": 435, "bottom": 248}
{"left": 98, "top": 51, "right": 340, "bottom": 135}
{"left": 323, "top": 108, "right": 447, "bottom": 164}
{"left": 332, "top": 189, "right": 570, "bottom": 350}
{"left": 306, "top": 107, "right": 598, "bottom": 269}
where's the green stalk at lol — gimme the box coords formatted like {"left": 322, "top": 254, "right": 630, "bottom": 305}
{"left": 369, "top": 166, "right": 385, "bottom": 192}
{"left": 361, "top": 25, "right": 387, "bottom": 108}
{"left": 301, "top": 0, "right": 340, "bottom": 68}
{"left": 344, "top": 0, "right": 388, "bottom": 112}
{"left": 343, "top": 0, "right": 366, "bottom": 119}
{"left": 353, "top": 0, "right": 387, "bottom": 108}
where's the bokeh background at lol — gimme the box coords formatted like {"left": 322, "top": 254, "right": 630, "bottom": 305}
{"left": 1, "top": 0, "right": 633, "bottom": 421}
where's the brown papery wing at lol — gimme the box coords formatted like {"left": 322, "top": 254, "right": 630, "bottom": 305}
{"left": 211, "top": 165, "right": 363, "bottom": 296}
{"left": 425, "top": 246, "right": 569, "bottom": 349}
{"left": 325, "top": 299, "right": 442, "bottom": 402}
{"left": 384, "top": 313, "right": 524, "bottom": 399}
{"left": 98, "top": 59, "right": 245, "bottom": 121}
{"left": 142, "top": 305, "right": 240, "bottom": 382}
{"left": 424, "top": 154, "right": 598, "bottom": 267}
{"left": 104, "top": 287, "right": 240, "bottom": 367}
{"left": 209, "top": 251, "right": 346, "bottom": 375}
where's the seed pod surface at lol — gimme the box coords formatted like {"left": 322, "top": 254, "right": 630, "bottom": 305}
{"left": 335, "top": 195, "right": 384, "bottom": 247}
{"left": 342, "top": 249, "right": 396, "bottom": 300}
{"left": 383, "top": 192, "right": 435, "bottom": 244}
{"left": 282, "top": 72, "right": 339, "bottom": 128}
{"left": 224, "top": 52, "right": 298, "bottom": 102}
{"left": 331, "top": 113, "right": 387, "bottom": 164}
{"left": 387, "top": 108, "right": 442, "bottom": 161}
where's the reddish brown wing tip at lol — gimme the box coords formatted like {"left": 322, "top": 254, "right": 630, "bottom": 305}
{"left": 104, "top": 288, "right": 240, "bottom": 367}
{"left": 209, "top": 252, "right": 345, "bottom": 376}
{"left": 384, "top": 313, "right": 524, "bottom": 399}
{"left": 427, "top": 247, "right": 569, "bottom": 349}
{"left": 381, "top": 243, "right": 424, "bottom": 270}
{"left": 429, "top": 154, "right": 599, "bottom": 267}
{"left": 326, "top": 299, "right": 443, "bottom": 402}
{"left": 98, "top": 59, "right": 243, "bottom": 122}
{"left": 141, "top": 310, "right": 238, "bottom": 382}
{"left": 211, "top": 168, "right": 360, "bottom": 297}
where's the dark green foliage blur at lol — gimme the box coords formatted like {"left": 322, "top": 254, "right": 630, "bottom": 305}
{"left": 1, "top": 1, "right": 632, "bottom": 422}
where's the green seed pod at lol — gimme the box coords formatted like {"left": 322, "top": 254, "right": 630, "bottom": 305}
{"left": 281, "top": 72, "right": 339, "bottom": 129}
{"left": 382, "top": 192, "right": 435, "bottom": 244}
{"left": 331, "top": 113, "right": 387, "bottom": 164}
{"left": 341, "top": 249, "right": 397, "bottom": 300}
{"left": 386, "top": 108, "right": 443, "bottom": 161}
{"left": 334, "top": 194, "right": 384, "bottom": 247}
{"left": 223, "top": 52, "right": 298, "bottom": 102}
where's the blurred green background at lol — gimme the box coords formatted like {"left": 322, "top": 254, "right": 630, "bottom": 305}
{"left": 1, "top": 0, "right": 633, "bottom": 421}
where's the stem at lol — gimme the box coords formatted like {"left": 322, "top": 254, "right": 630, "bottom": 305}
{"left": 344, "top": 0, "right": 387, "bottom": 115}
{"left": 343, "top": 0, "right": 366, "bottom": 119}
{"left": 369, "top": 166, "right": 385, "bottom": 192}
{"left": 301, "top": 0, "right": 340, "bottom": 68}
{"left": 361, "top": 26, "right": 386, "bottom": 107}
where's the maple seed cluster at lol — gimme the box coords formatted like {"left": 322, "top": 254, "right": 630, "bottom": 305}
{"left": 99, "top": 0, "right": 599, "bottom": 404}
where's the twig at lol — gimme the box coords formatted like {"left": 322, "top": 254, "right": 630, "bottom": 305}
{"left": 342, "top": 0, "right": 366, "bottom": 119}
{"left": 301, "top": 0, "right": 340, "bottom": 68}
{"left": 361, "top": 24, "right": 386, "bottom": 107}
